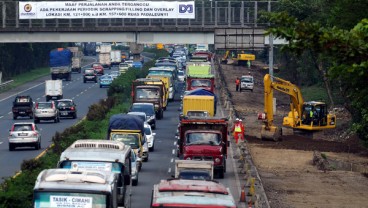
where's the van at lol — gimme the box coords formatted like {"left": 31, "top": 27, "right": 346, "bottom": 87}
{"left": 240, "top": 75, "right": 254, "bottom": 92}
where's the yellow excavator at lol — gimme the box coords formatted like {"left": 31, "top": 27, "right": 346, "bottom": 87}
{"left": 259, "top": 74, "right": 336, "bottom": 140}
{"left": 221, "top": 50, "right": 255, "bottom": 65}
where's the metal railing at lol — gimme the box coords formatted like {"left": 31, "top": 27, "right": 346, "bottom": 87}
{"left": 0, "top": 80, "right": 14, "bottom": 89}
{"left": 0, "top": 1, "right": 278, "bottom": 31}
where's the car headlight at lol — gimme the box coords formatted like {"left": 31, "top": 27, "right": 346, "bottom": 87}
{"left": 169, "top": 87, "right": 173, "bottom": 92}
{"left": 215, "top": 158, "right": 221, "bottom": 163}
{"left": 154, "top": 104, "right": 159, "bottom": 108}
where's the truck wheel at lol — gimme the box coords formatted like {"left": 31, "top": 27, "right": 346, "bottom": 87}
{"left": 9, "top": 144, "right": 15, "bottom": 151}
{"left": 160, "top": 110, "right": 164, "bottom": 119}
{"left": 30, "top": 114, "right": 34, "bottom": 119}
{"left": 67, "top": 73, "right": 72, "bottom": 81}
{"left": 51, "top": 74, "right": 55, "bottom": 80}
{"left": 132, "top": 176, "right": 138, "bottom": 186}
{"left": 34, "top": 118, "right": 39, "bottom": 124}
{"left": 218, "top": 169, "right": 225, "bottom": 179}
{"left": 83, "top": 79, "right": 86, "bottom": 83}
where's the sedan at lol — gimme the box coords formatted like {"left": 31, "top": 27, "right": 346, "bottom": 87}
{"left": 8, "top": 122, "right": 41, "bottom": 151}
{"left": 131, "top": 150, "right": 141, "bottom": 186}
{"left": 55, "top": 99, "right": 77, "bottom": 119}
{"left": 91, "top": 63, "right": 104, "bottom": 75}
{"left": 99, "top": 75, "right": 113, "bottom": 88}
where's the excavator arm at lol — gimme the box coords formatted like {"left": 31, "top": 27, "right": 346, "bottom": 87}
{"left": 261, "top": 74, "right": 304, "bottom": 140}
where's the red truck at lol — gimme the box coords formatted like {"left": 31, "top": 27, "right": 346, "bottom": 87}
{"left": 186, "top": 74, "right": 215, "bottom": 93}
{"left": 176, "top": 117, "right": 229, "bottom": 178}
{"left": 193, "top": 51, "right": 213, "bottom": 61}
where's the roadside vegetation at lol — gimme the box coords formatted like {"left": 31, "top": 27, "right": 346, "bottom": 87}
{"left": 0, "top": 48, "right": 168, "bottom": 208}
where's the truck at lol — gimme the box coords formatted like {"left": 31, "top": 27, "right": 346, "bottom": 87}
{"left": 110, "top": 50, "right": 122, "bottom": 66}
{"left": 186, "top": 74, "right": 215, "bottom": 93}
{"left": 175, "top": 160, "right": 214, "bottom": 180}
{"left": 182, "top": 95, "right": 215, "bottom": 117}
{"left": 185, "top": 88, "right": 217, "bottom": 115}
{"left": 146, "top": 74, "right": 175, "bottom": 102}
{"left": 12, "top": 95, "right": 34, "bottom": 120}
{"left": 57, "top": 140, "right": 133, "bottom": 203}
{"left": 121, "top": 50, "right": 130, "bottom": 61}
{"left": 45, "top": 80, "right": 63, "bottom": 101}
{"left": 131, "top": 78, "right": 167, "bottom": 119}
{"left": 49, "top": 48, "right": 72, "bottom": 81}
{"left": 151, "top": 179, "right": 236, "bottom": 208}
{"left": 33, "top": 169, "right": 124, "bottom": 208}
{"left": 108, "top": 114, "right": 149, "bottom": 169}
{"left": 99, "top": 53, "right": 111, "bottom": 69}
{"left": 99, "top": 44, "right": 112, "bottom": 53}
{"left": 176, "top": 117, "right": 228, "bottom": 178}
{"left": 67, "top": 47, "right": 83, "bottom": 73}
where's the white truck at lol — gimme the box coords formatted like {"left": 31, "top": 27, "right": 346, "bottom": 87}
{"left": 99, "top": 53, "right": 111, "bottom": 69}
{"left": 45, "top": 80, "right": 63, "bottom": 102}
{"left": 100, "top": 44, "right": 112, "bottom": 53}
{"left": 110, "top": 50, "right": 122, "bottom": 66}
{"left": 67, "top": 47, "right": 83, "bottom": 73}
{"left": 175, "top": 160, "right": 214, "bottom": 180}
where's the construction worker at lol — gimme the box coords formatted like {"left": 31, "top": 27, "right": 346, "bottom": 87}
{"left": 309, "top": 109, "right": 314, "bottom": 125}
{"left": 232, "top": 118, "right": 245, "bottom": 143}
{"left": 235, "top": 77, "right": 240, "bottom": 92}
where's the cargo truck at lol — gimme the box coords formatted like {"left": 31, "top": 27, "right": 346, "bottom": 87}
{"left": 45, "top": 80, "right": 63, "bottom": 102}
{"left": 151, "top": 179, "right": 236, "bottom": 208}
{"left": 185, "top": 88, "right": 217, "bottom": 115}
{"left": 186, "top": 74, "right": 215, "bottom": 93}
{"left": 146, "top": 74, "right": 175, "bottom": 101}
{"left": 131, "top": 78, "right": 167, "bottom": 119}
{"left": 99, "top": 53, "right": 111, "bottom": 69}
{"left": 49, "top": 48, "right": 72, "bottom": 81}
{"left": 110, "top": 50, "right": 122, "bottom": 66}
{"left": 67, "top": 47, "right": 83, "bottom": 73}
{"left": 176, "top": 117, "right": 229, "bottom": 178}
{"left": 182, "top": 95, "right": 215, "bottom": 117}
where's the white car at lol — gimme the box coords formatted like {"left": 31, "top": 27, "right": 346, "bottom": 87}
{"left": 178, "top": 71, "right": 186, "bottom": 82}
{"left": 119, "top": 63, "right": 129, "bottom": 74}
{"left": 109, "top": 71, "right": 120, "bottom": 80}
{"left": 240, "top": 75, "right": 254, "bottom": 92}
{"left": 144, "top": 122, "right": 156, "bottom": 152}
{"left": 8, "top": 122, "right": 41, "bottom": 150}
{"left": 125, "top": 60, "right": 133, "bottom": 67}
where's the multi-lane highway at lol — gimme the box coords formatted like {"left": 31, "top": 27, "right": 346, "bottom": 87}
{"left": 0, "top": 57, "right": 243, "bottom": 207}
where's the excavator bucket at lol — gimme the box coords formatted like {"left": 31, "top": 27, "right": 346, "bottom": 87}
{"left": 261, "top": 125, "right": 281, "bottom": 141}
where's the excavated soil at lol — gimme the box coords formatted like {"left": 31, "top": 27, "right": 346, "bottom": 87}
{"left": 219, "top": 61, "right": 368, "bottom": 208}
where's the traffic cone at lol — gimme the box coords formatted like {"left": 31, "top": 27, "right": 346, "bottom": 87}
{"left": 239, "top": 186, "right": 246, "bottom": 202}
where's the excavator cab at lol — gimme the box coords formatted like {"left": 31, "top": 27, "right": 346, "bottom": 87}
{"left": 298, "top": 102, "right": 336, "bottom": 130}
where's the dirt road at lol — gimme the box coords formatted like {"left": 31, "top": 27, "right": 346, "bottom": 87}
{"left": 219, "top": 61, "right": 368, "bottom": 208}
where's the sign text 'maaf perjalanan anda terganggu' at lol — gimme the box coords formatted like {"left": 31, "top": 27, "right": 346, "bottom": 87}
{"left": 19, "top": 1, "right": 195, "bottom": 19}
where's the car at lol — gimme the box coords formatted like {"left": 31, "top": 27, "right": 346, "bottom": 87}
{"left": 125, "top": 60, "right": 133, "bottom": 67}
{"left": 33, "top": 101, "right": 60, "bottom": 123}
{"left": 99, "top": 75, "right": 113, "bottom": 88}
{"left": 131, "top": 149, "right": 141, "bottom": 186}
{"left": 12, "top": 95, "right": 34, "bottom": 120}
{"left": 83, "top": 68, "right": 97, "bottom": 83}
{"left": 55, "top": 99, "right": 77, "bottom": 119}
{"left": 129, "top": 103, "right": 156, "bottom": 130}
{"left": 127, "top": 112, "right": 147, "bottom": 123}
{"left": 144, "top": 122, "right": 156, "bottom": 152}
{"left": 132, "top": 61, "right": 143, "bottom": 69}
{"left": 240, "top": 75, "right": 254, "bottom": 92}
{"left": 119, "top": 62, "right": 129, "bottom": 74}
{"left": 91, "top": 63, "right": 104, "bottom": 75}
{"left": 178, "top": 71, "right": 186, "bottom": 82}
{"left": 8, "top": 122, "right": 41, "bottom": 151}
{"left": 110, "top": 71, "right": 120, "bottom": 80}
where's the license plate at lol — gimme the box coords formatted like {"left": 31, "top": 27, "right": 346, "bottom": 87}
{"left": 18, "top": 133, "right": 27, "bottom": 136}
{"left": 42, "top": 111, "right": 48, "bottom": 113}
{"left": 19, "top": 112, "right": 26, "bottom": 114}
{"left": 61, "top": 112, "right": 68, "bottom": 115}
{"left": 52, "top": 96, "right": 57, "bottom": 99}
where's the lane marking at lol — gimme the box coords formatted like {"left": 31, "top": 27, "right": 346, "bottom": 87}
{"left": 168, "top": 168, "right": 171, "bottom": 173}
{"left": 0, "top": 116, "right": 3, "bottom": 119}
{"left": 171, "top": 158, "right": 174, "bottom": 163}
{"left": 174, "top": 141, "right": 176, "bottom": 145}
{"left": 36, "top": 98, "right": 40, "bottom": 100}
{"left": 172, "top": 149, "right": 175, "bottom": 155}
{"left": 8, "top": 112, "right": 12, "bottom": 115}
{"left": 0, "top": 142, "right": 3, "bottom": 145}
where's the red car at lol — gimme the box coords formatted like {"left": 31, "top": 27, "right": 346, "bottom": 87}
{"left": 91, "top": 63, "right": 104, "bottom": 75}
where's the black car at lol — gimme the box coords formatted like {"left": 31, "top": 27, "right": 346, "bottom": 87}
{"left": 12, "top": 95, "right": 34, "bottom": 120}
{"left": 130, "top": 103, "right": 156, "bottom": 130}
{"left": 83, "top": 68, "right": 97, "bottom": 83}
{"left": 55, "top": 99, "right": 77, "bottom": 119}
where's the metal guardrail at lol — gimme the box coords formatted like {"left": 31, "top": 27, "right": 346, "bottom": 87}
{"left": 0, "top": 80, "right": 14, "bottom": 89}
{"left": 0, "top": 1, "right": 278, "bottom": 30}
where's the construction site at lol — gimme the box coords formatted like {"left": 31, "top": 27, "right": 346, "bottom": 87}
{"left": 217, "top": 58, "right": 368, "bottom": 208}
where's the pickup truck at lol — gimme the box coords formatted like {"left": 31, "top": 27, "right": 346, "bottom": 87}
{"left": 176, "top": 117, "right": 229, "bottom": 178}
{"left": 175, "top": 160, "right": 214, "bottom": 180}
{"left": 12, "top": 95, "right": 34, "bottom": 120}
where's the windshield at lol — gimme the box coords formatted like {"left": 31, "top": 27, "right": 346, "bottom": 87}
{"left": 111, "top": 133, "right": 139, "bottom": 148}
{"left": 34, "top": 192, "right": 107, "bottom": 208}
{"left": 57, "top": 101, "right": 73, "bottom": 108}
{"left": 131, "top": 105, "right": 154, "bottom": 116}
{"left": 241, "top": 77, "right": 253, "bottom": 83}
{"left": 92, "top": 64, "right": 101, "bottom": 67}
{"left": 187, "top": 111, "right": 209, "bottom": 117}
{"left": 144, "top": 127, "right": 151, "bottom": 135}
{"left": 15, "top": 97, "right": 30, "bottom": 103}
{"left": 13, "top": 124, "right": 33, "bottom": 131}
{"left": 186, "top": 133, "right": 221, "bottom": 145}
{"left": 119, "top": 63, "right": 128, "bottom": 67}
{"left": 191, "top": 79, "right": 211, "bottom": 87}
{"left": 148, "top": 70, "right": 173, "bottom": 77}
{"left": 178, "top": 71, "right": 184, "bottom": 76}
{"left": 135, "top": 88, "right": 160, "bottom": 99}
{"left": 60, "top": 161, "right": 123, "bottom": 173}
{"left": 37, "top": 103, "right": 52, "bottom": 109}
{"left": 179, "top": 170, "right": 211, "bottom": 180}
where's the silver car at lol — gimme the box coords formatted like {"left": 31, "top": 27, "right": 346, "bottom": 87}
{"left": 33, "top": 101, "right": 60, "bottom": 123}
{"left": 131, "top": 149, "right": 141, "bottom": 186}
{"left": 8, "top": 122, "right": 41, "bottom": 151}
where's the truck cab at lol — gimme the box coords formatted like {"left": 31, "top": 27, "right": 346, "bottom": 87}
{"left": 176, "top": 117, "right": 228, "bottom": 178}
{"left": 57, "top": 140, "right": 131, "bottom": 205}
{"left": 34, "top": 169, "right": 122, "bottom": 208}
{"left": 186, "top": 74, "right": 215, "bottom": 93}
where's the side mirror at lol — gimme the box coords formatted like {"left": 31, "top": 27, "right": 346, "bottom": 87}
{"left": 152, "top": 133, "right": 156, "bottom": 136}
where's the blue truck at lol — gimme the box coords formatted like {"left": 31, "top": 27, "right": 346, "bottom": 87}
{"left": 50, "top": 48, "right": 72, "bottom": 81}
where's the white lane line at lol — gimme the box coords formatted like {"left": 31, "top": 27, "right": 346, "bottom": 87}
{"left": 80, "top": 92, "right": 84, "bottom": 94}
{"left": 0, "top": 116, "right": 3, "bottom": 119}
{"left": 76, "top": 94, "right": 80, "bottom": 97}
{"left": 84, "top": 89, "right": 88, "bottom": 92}
{"left": 174, "top": 141, "right": 176, "bottom": 146}
{"left": 172, "top": 149, "right": 175, "bottom": 155}
{"left": 42, "top": 95, "right": 46, "bottom": 97}
{"left": 8, "top": 112, "right": 12, "bottom": 115}
{"left": 168, "top": 168, "right": 171, "bottom": 173}
{"left": 36, "top": 98, "right": 40, "bottom": 100}
{"left": 171, "top": 158, "right": 174, "bottom": 163}
{"left": 0, "top": 142, "right": 3, "bottom": 145}
{"left": 72, "top": 97, "right": 75, "bottom": 100}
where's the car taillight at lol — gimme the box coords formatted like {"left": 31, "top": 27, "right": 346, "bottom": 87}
{"left": 70, "top": 107, "right": 75, "bottom": 111}
{"left": 12, "top": 109, "right": 18, "bottom": 112}
{"left": 35, "top": 103, "right": 38, "bottom": 109}
{"left": 33, "top": 132, "right": 38, "bottom": 136}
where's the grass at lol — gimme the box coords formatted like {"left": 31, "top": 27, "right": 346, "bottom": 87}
{"left": 1, "top": 67, "right": 50, "bottom": 92}
{"left": 301, "top": 84, "right": 344, "bottom": 106}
